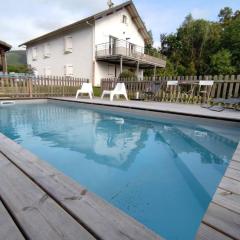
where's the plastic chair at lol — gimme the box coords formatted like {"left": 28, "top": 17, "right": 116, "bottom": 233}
{"left": 101, "top": 83, "right": 128, "bottom": 101}
{"left": 76, "top": 83, "right": 94, "bottom": 99}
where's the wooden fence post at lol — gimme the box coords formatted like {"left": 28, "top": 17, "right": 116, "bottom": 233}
{"left": 29, "top": 78, "right": 33, "bottom": 98}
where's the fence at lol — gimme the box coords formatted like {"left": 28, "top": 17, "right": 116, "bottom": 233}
{"left": 0, "top": 75, "right": 88, "bottom": 98}
{"left": 101, "top": 75, "right": 240, "bottom": 104}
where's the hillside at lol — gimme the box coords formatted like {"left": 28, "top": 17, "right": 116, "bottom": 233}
{"left": 7, "top": 50, "right": 27, "bottom": 65}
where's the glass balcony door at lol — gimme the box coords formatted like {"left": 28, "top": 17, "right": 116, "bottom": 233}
{"left": 109, "top": 36, "right": 118, "bottom": 55}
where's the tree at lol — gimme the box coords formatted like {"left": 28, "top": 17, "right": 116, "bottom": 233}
{"left": 218, "top": 7, "right": 233, "bottom": 23}
{"left": 158, "top": 7, "right": 239, "bottom": 75}
{"left": 210, "top": 49, "right": 235, "bottom": 74}
{"left": 221, "top": 13, "right": 240, "bottom": 72}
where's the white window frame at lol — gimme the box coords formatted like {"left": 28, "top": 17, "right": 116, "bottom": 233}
{"left": 44, "top": 43, "right": 51, "bottom": 58}
{"left": 32, "top": 47, "right": 37, "bottom": 61}
{"left": 64, "top": 36, "right": 73, "bottom": 54}
{"left": 64, "top": 64, "right": 73, "bottom": 77}
{"left": 122, "top": 15, "right": 128, "bottom": 24}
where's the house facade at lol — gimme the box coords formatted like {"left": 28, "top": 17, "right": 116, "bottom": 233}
{"left": 20, "top": 1, "right": 166, "bottom": 86}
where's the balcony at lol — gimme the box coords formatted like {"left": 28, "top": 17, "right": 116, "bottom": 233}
{"left": 95, "top": 39, "right": 166, "bottom": 69}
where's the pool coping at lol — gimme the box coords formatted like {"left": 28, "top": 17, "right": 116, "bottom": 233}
{"left": 49, "top": 97, "right": 240, "bottom": 122}
{"left": 1, "top": 97, "right": 239, "bottom": 122}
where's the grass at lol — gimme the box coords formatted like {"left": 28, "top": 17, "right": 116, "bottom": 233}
{"left": 93, "top": 87, "right": 102, "bottom": 97}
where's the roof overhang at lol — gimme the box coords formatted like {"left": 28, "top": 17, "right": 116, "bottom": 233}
{"left": 0, "top": 40, "right": 12, "bottom": 51}
{"left": 19, "top": 1, "right": 151, "bottom": 47}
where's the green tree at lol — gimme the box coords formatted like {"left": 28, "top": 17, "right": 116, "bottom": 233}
{"left": 218, "top": 7, "right": 233, "bottom": 23}
{"left": 210, "top": 49, "right": 236, "bottom": 74}
{"left": 221, "top": 13, "right": 240, "bottom": 72}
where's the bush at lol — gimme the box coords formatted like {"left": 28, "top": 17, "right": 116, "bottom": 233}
{"left": 119, "top": 70, "right": 137, "bottom": 80}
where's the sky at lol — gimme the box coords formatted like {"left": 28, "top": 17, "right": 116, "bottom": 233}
{"left": 1, "top": 0, "right": 239, "bottom": 49}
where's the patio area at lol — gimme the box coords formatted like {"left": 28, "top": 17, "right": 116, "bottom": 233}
{"left": 51, "top": 97, "right": 240, "bottom": 121}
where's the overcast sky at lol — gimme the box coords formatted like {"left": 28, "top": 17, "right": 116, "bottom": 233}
{"left": 1, "top": 0, "right": 239, "bottom": 49}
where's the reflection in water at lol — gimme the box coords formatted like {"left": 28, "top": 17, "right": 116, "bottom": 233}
{"left": 0, "top": 102, "right": 239, "bottom": 240}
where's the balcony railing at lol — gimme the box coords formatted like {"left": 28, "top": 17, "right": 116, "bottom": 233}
{"left": 96, "top": 39, "right": 166, "bottom": 67}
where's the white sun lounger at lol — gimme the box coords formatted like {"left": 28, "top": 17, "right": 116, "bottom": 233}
{"left": 101, "top": 83, "right": 128, "bottom": 101}
{"left": 76, "top": 83, "right": 93, "bottom": 99}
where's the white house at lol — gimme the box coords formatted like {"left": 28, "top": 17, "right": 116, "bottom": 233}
{"left": 20, "top": 1, "right": 166, "bottom": 86}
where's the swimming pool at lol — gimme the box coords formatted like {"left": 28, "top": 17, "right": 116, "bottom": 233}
{"left": 0, "top": 100, "right": 239, "bottom": 239}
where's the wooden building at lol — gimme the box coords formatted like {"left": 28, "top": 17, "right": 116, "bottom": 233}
{"left": 0, "top": 40, "right": 11, "bottom": 73}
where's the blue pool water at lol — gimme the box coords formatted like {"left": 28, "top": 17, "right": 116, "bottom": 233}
{"left": 0, "top": 101, "right": 239, "bottom": 240}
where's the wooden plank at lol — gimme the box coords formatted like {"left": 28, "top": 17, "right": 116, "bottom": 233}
{"left": 196, "top": 223, "right": 233, "bottom": 240}
{"left": 213, "top": 188, "right": 240, "bottom": 214}
{"left": 229, "top": 161, "right": 240, "bottom": 171}
{"left": 0, "top": 201, "right": 25, "bottom": 240}
{"left": 0, "top": 153, "right": 95, "bottom": 240}
{"left": 202, "top": 202, "right": 240, "bottom": 240}
{"left": 225, "top": 168, "right": 240, "bottom": 182}
{"left": 0, "top": 134, "right": 162, "bottom": 240}
{"left": 219, "top": 177, "right": 240, "bottom": 195}
{"left": 232, "top": 147, "right": 240, "bottom": 163}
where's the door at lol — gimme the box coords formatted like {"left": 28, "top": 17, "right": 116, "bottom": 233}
{"left": 109, "top": 36, "right": 117, "bottom": 55}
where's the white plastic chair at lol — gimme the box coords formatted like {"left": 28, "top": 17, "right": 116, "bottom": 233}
{"left": 101, "top": 83, "right": 128, "bottom": 101}
{"left": 76, "top": 83, "right": 93, "bottom": 99}
{"left": 199, "top": 80, "right": 214, "bottom": 102}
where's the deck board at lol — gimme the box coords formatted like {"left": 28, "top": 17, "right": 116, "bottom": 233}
{"left": 196, "top": 223, "right": 232, "bottom": 240}
{"left": 196, "top": 143, "right": 240, "bottom": 240}
{"left": 202, "top": 202, "right": 240, "bottom": 240}
{"left": 0, "top": 133, "right": 162, "bottom": 240}
{"left": 0, "top": 153, "right": 95, "bottom": 240}
{"left": 0, "top": 201, "right": 25, "bottom": 240}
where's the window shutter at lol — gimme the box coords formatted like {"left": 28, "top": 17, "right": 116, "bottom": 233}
{"left": 64, "top": 36, "right": 73, "bottom": 53}
{"left": 64, "top": 64, "right": 73, "bottom": 77}
{"left": 44, "top": 43, "right": 51, "bottom": 58}
{"left": 32, "top": 47, "right": 37, "bottom": 60}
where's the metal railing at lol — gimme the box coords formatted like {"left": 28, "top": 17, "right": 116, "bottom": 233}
{"left": 96, "top": 39, "right": 166, "bottom": 67}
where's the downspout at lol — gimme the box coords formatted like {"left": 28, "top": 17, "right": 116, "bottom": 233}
{"left": 86, "top": 21, "right": 95, "bottom": 86}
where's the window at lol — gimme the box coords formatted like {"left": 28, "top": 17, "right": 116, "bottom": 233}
{"left": 32, "top": 47, "right": 37, "bottom": 61}
{"left": 64, "top": 64, "right": 73, "bottom": 77}
{"left": 44, "top": 67, "right": 51, "bottom": 76}
{"left": 64, "top": 36, "right": 73, "bottom": 53}
{"left": 44, "top": 43, "right": 51, "bottom": 58}
{"left": 122, "top": 15, "right": 127, "bottom": 24}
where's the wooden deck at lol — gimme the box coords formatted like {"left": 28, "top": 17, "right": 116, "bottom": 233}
{"left": 196, "top": 143, "right": 240, "bottom": 240}
{"left": 0, "top": 133, "right": 162, "bottom": 240}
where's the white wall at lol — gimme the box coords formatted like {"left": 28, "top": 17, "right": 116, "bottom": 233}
{"left": 95, "top": 8, "right": 144, "bottom": 47}
{"left": 27, "top": 25, "right": 93, "bottom": 80}
{"left": 94, "top": 8, "right": 145, "bottom": 85}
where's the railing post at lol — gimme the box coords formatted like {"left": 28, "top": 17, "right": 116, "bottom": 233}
{"left": 120, "top": 56, "right": 123, "bottom": 74}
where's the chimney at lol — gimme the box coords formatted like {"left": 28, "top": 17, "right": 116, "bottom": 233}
{"left": 107, "top": 0, "right": 114, "bottom": 8}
